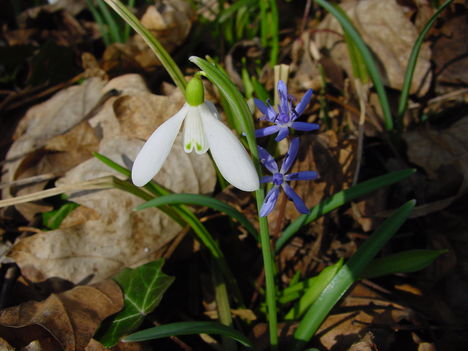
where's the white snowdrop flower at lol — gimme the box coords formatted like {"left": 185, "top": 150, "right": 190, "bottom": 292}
{"left": 131, "top": 76, "right": 259, "bottom": 192}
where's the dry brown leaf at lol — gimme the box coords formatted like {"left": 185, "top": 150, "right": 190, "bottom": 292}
{"left": 102, "top": 0, "right": 193, "bottom": 72}
{"left": 316, "top": 282, "right": 414, "bottom": 351}
{"left": 315, "top": 0, "right": 432, "bottom": 96}
{"left": 403, "top": 116, "right": 468, "bottom": 207}
{"left": 0, "top": 280, "right": 122, "bottom": 351}
{"left": 432, "top": 12, "right": 468, "bottom": 91}
{"left": 1, "top": 77, "right": 106, "bottom": 220}
{"left": 8, "top": 74, "right": 216, "bottom": 284}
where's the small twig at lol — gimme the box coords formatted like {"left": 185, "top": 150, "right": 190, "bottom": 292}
{"left": 0, "top": 173, "right": 56, "bottom": 190}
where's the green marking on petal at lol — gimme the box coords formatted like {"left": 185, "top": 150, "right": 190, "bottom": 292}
{"left": 185, "top": 142, "right": 192, "bottom": 151}
{"left": 196, "top": 143, "right": 202, "bottom": 152}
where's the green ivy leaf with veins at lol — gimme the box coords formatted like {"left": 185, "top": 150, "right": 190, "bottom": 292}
{"left": 96, "top": 259, "right": 174, "bottom": 347}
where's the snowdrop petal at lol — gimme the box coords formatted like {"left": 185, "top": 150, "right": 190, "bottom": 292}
{"left": 200, "top": 102, "right": 259, "bottom": 191}
{"left": 184, "top": 106, "right": 209, "bottom": 154}
{"left": 131, "top": 105, "right": 188, "bottom": 187}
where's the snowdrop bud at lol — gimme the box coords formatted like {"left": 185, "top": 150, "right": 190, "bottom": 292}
{"left": 186, "top": 76, "right": 205, "bottom": 106}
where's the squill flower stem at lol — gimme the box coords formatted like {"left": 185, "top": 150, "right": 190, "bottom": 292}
{"left": 257, "top": 206, "right": 279, "bottom": 350}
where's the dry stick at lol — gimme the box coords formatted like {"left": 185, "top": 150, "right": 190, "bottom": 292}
{"left": 0, "top": 176, "right": 115, "bottom": 208}
{"left": 0, "top": 173, "right": 56, "bottom": 190}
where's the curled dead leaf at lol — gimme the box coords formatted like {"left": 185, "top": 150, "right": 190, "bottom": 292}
{"left": 0, "top": 280, "right": 123, "bottom": 351}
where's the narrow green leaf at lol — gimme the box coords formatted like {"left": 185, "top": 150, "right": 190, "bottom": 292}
{"left": 284, "top": 259, "right": 343, "bottom": 320}
{"left": 135, "top": 193, "right": 258, "bottom": 240}
{"left": 362, "top": 249, "right": 447, "bottom": 279}
{"left": 276, "top": 169, "right": 415, "bottom": 252}
{"left": 333, "top": 4, "right": 368, "bottom": 83}
{"left": 97, "top": 259, "right": 174, "bottom": 347}
{"left": 103, "top": 0, "right": 187, "bottom": 94}
{"left": 123, "top": 321, "right": 252, "bottom": 347}
{"left": 292, "top": 200, "right": 415, "bottom": 350}
{"left": 42, "top": 201, "right": 79, "bottom": 230}
{"left": 315, "top": 0, "right": 393, "bottom": 130}
{"left": 397, "top": 0, "right": 453, "bottom": 123}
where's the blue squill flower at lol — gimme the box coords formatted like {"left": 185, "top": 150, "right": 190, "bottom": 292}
{"left": 258, "top": 138, "right": 318, "bottom": 217}
{"left": 254, "top": 80, "right": 319, "bottom": 142}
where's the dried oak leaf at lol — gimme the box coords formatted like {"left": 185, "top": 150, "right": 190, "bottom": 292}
{"left": 0, "top": 280, "right": 123, "bottom": 351}
{"left": 315, "top": 0, "right": 432, "bottom": 96}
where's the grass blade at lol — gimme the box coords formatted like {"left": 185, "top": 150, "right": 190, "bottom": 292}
{"left": 123, "top": 321, "right": 253, "bottom": 347}
{"left": 361, "top": 249, "right": 447, "bottom": 279}
{"left": 135, "top": 193, "right": 258, "bottom": 240}
{"left": 397, "top": 0, "right": 453, "bottom": 123}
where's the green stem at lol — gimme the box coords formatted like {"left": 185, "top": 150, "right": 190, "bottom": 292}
{"left": 257, "top": 194, "right": 278, "bottom": 349}
{"left": 103, "top": 0, "right": 187, "bottom": 94}
{"left": 212, "top": 257, "right": 237, "bottom": 351}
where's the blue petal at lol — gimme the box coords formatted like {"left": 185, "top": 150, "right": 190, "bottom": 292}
{"left": 255, "top": 125, "right": 280, "bottom": 138}
{"left": 280, "top": 137, "right": 300, "bottom": 174}
{"left": 261, "top": 175, "right": 273, "bottom": 183}
{"left": 274, "top": 127, "right": 289, "bottom": 142}
{"left": 277, "top": 80, "right": 289, "bottom": 113}
{"left": 282, "top": 183, "right": 309, "bottom": 214}
{"left": 260, "top": 186, "right": 281, "bottom": 217}
{"left": 295, "top": 89, "right": 313, "bottom": 115}
{"left": 254, "top": 98, "right": 277, "bottom": 121}
{"left": 291, "top": 122, "right": 320, "bottom": 132}
{"left": 257, "top": 145, "right": 279, "bottom": 174}
{"left": 285, "top": 171, "right": 318, "bottom": 181}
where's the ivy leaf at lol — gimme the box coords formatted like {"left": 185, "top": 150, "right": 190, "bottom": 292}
{"left": 96, "top": 259, "right": 174, "bottom": 347}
